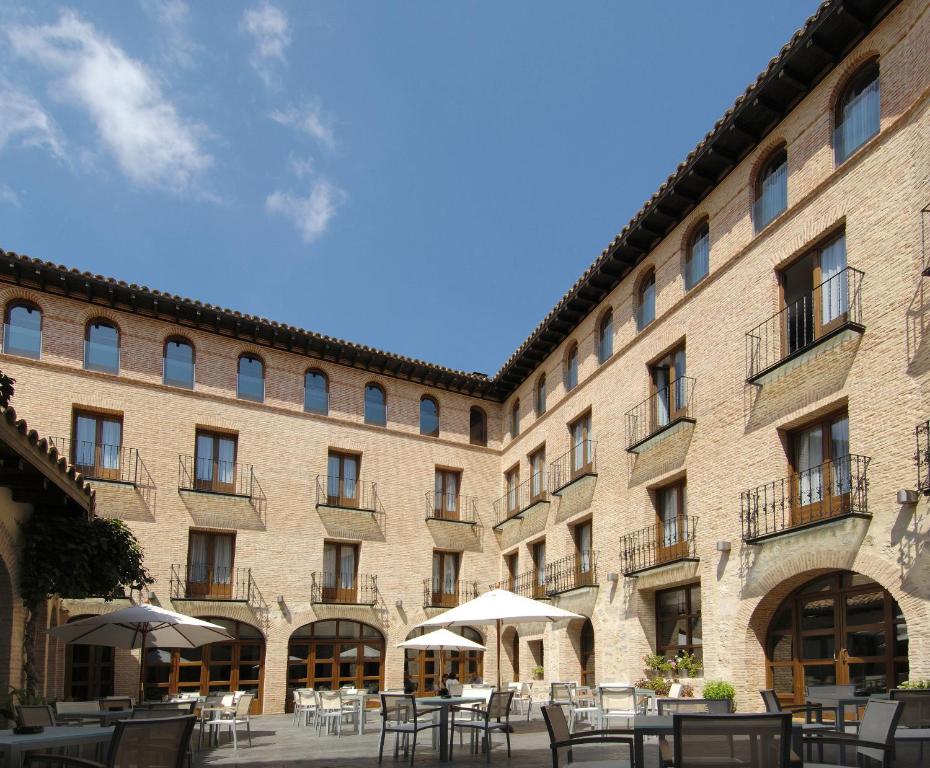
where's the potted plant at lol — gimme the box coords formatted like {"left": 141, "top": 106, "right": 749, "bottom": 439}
{"left": 702, "top": 680, "right": 736, "bottom": 711}
{"left": 899, "top": 679, "right": 930, "bottom": 689}
{"left": 532, "top": 666, "right": 545, "bottom": 680}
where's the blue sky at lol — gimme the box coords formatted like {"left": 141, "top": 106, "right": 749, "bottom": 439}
{"left": 0, "top": 1, "right": 821, "bottom": 374}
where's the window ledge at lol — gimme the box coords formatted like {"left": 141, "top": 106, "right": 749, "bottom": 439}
{"left": 551, "top": 471, "right": 597, "bottom": 496}
{"left": 492, "top": 499, "right": 550, "bottom": 530}
{"left": 747, "top": 322, "right": 864, "bottom": 386}
{"left": 623, "top": 556, "right": 700, "bottom": 578}
{"left": 627, "top": 417, "right": 696, "bottom": 454}
{"left": 743, "top": 510, "right": 871, "bottom": 545}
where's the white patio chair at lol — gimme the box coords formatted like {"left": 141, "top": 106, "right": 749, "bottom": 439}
{"left": 568, "top": 686, "right": 600, "bottom": 733}
{"left": 316, "top": 689, "right": 357, "bottom": 736}
{"left": 668, "top": 682, "right": 682, "bottom": 698}
{"left": 598, "top": 686, "right": 641, "bottom": 729}
{"left": 204, "top": 693, "right": 254, "bottom": 751}
{"left": 511, "top": 682, "right": 533, "bottom": 720}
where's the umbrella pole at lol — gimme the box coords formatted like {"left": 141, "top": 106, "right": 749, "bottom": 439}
{"left": 496, "top": 618, "right": 502, "bottom": 691}
{"left": 137, "top": 626, "right": 147, "bottom": 704}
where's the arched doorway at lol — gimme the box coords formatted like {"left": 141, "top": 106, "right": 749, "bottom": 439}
{"left": 579, "top": 619, "right": 595, "bottom": 686}
{"left": 143, "top": 618, "right": 265, "bottom": 713}
{"left": 64, "top": 614, "right": 114, "bottom": 700}
{"left": 403, "top": 626, "right": 484, "bottom": 694}
{"left": 511, "top": 630, "right": 520, "bottom": 682}
{"left": 287, "top": 619, "right": 385, "bottom": 709}
{"left": 766, "top": 571, "right": 908, "bottom": 705}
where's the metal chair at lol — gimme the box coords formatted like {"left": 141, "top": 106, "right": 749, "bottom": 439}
{"left": 598, "top": 686, "right": 642, "bottom": 729}
{"left": 316, "top": 689, "right": 357, "bottom": 736}
{"left": 451, "top": 690, "right": 514, "bottom": 762}
{"left": 549, "top": 682, "right": 575, "bottom": 708}
{"left": 196, "top": 693, "right": 234, "bottom": 749}
{"left": 293, "top": 688, "right": 317, "bottom": 727}
{"left": 802, "top": 699, "right": 904, "bottom": 768}
{"left": 15, "top": 705, "right": 55, "bottom": 728}
{"left": 377, "top": 693, "right": 440, "bottom": 765}
{"left": 25, "top": 715, "right": 196, "bottom": 768}
{"left": 203, "top": 693, "right": 254, "bottom": 750}
{"left": 672, "top": 713, "right": 792, "bottom": 768}
{"left": 98, "top": 697, "right": 133, "bottom": 712}
{"left": 541, "top": 704, "right": 634, "bottom": 768}
{"left": 567, "top": 686, "right": 600, "bottom": 733}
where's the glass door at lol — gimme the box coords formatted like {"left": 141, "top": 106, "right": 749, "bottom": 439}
{"left": 195, "top": 431, "right": 236, "bottom": 493}
{"left": 571, "top": 413, "right": 593, "bottom": 478}
{"left": 656, "top": 481, "right": 688, "bottom": 563}
{"left": 186, "top": 531, "right": 234, "bottom": 598}
{"left": 574, "top": 521, "right": 593, "bottom": 586}
{"left": 323, "top": 542, "right": 358, "bottom": 603}
{"left": 432, "top": 551, "right": 460, "bottom": 607}
{"left": 327, "top": 452, "right": 359, "bottom": 508}
{"left": 73, "top": 411, "right": 122, "bottom": 481}
{"left": 434, "top": 469, "right": 460, "bottom": 520}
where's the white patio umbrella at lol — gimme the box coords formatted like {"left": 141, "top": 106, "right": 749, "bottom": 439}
{"left": 49, "top": 603, "right": 233, "bottom": 702}
{"left": 397, "top": 628, "right": 487, "bottom": 685}
{"left": 417, "top": 589, "right": 583, "bottom": 690}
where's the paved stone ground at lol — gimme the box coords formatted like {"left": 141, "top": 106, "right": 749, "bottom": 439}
{"left": 195, "top": 711, "right": 927, "bottom": 768}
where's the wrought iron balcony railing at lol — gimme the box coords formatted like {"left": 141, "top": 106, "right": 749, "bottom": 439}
{"left": 422, "top": 579, "right": 479, "bottom": 609}
{"left": 493, "top": 474, "right": 548, "bottom": 527}
{"left": 740, "top": 454, "right": 870, "bottom": 542}
{"left": 50, "top": 437, "right": 156, "bottom": 510}
{"left": 745, "top": 266, "right": 864, "bottom": 384}
{"left": 620, "top": 517, "right": 699, "bottom": 576}
{"left": 549, "top": 441, "right": 597, "bottom": 494}
{"left": 310, "top": 572, "right": 378, "bottom": 605}
{"left": 169, "top": 564, "right": 268, "bottom": 615}
{"left": 625, "top": 378, "right": 695, "bottom": 452}
{"left": 917, "top": 420, "right": 930, "bottom": 496}
{"left": 545, "top": 552, "right": 598, "bottom": 596}
{"left": 492, "top": 569, "right": 548, "bottom": 599}
{"left": 315, "top": 475, "right": 382, "bottom": 514}
{"left": 425, "top": 491, "right": 478, "bottom": 524}
{"left": 178, "top": 454, "right": 266, "bottom": 523}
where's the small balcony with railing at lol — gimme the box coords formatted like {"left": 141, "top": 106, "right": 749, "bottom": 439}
{"left": 169, "top": 564, "right": 268, "bottom": 616}
{"left": 310, "top": 572, "right": 378, "bottom": 606}
{"left": 178, "top": 454, "right": 266, "bottom": 527}
{"left": 493, "top": 474, "right": 549, "bottom": 529}
{"left": 740, "top": 454, "right": 871, "bottom": 543}
{"left": 422, "top": 579, "right": 479, "bottom": 609}
{"left": 745, "top": 267, "right": 864, "bottom": 386}
{"left": 548, "top": 441, "right": 597, "bottom": 495}
{"left": 50, "top": 437, "right": 157, "bottom": 517}
{"left": 917, "top": 420, "right": 930, "bottom": 496}
{"left": 625, "top": 378, "right": 695, "bottom": 454}
{"left": 425, "top": 491, "right": 479, "bottom": 525}
{"left": 492, "top": 569, "right": 549, "bottom": 600}
{"left": 620, "top": 517, "right": 699, "bottom": 576}
{"left": 545, "top": 552, "right": 598, "bottom": 596}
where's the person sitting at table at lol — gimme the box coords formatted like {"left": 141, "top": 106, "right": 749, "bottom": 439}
{"left": 403, "top": 675, "right": 417, "bottom": 694}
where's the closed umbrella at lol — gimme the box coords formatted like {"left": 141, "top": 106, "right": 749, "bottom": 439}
{"left": 49, "top": 604, "right": 233, "bottom": 702}
{"left": 398, "top": 628, "right": 486, "bottom": 687}
{"left": 417, "top": 589, "right": 582, "bottom": 690}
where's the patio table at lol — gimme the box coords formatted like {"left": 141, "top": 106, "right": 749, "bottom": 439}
{"left": 340, "top": 692, "right": 373, "bottom": 735}
{"left": 0, "top": 725, "right": 113, "bottom": 768}
{"left": 417, "top": 696, "right": 484, "bottom": 762}
{"left": 804, "top": 694, "right": 870, "bottom": 729}
{"left": 56, "top": 710, "right": 132, "bottom": 726}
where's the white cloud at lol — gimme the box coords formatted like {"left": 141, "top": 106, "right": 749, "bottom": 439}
{"left": 0, "top": 183, "right": 21, "bottom": 207}
{"left": 286, "top": 153, "right": 315, "bottom": 179}
{"left": 240, "top": 3, "right": 290, "bottom": 89}
{"left": 270, "top": 103, "right": 335, "bottom": 150}
{"left": 8, "top": 10, "right": 213, "bottom": 198}
{"left": 266, "top": 178, "right": 346, "bottom": 244}
{"left": 0, "top": 76, "right": 66, "bottom": 160}
{"left": 141, "top": 0, "right": 201, "bottom": 70}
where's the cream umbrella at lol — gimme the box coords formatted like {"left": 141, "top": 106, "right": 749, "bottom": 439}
{"left": 49, "top": 604, "right": 233, "bottom": 702}
{"left": 398, "top": 628, "right": 487, "bottom": 687}
{"left": 417, "top": 589, "right": 583, "bottom": 690}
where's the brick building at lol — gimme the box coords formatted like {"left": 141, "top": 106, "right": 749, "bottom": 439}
{"left": 0, "top": 0, "right": 928, "bottom": 713}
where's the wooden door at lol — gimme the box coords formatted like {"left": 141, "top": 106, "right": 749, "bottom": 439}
{"left": 574, "top": 521, "right": 593, "bottom": 587}
{"left": 73, "top": 411, "right": 122, "bottom": 481}
{"left": 186, "top": 531, "right": 235, "bottom": 598}
{"left": 432, "top": 551, "right": 460, "bottom": 607}
{"left": 529, "top": 449, "right": 546, "bottom": 503}
{"left": 323, "top": 542, "right": 358, "bottom": 603}
{"left": 649, "top": 345, "right": 686, "bottom": 432}
{"left": 656, "top": 481, "right": 688, "bottom": 563}
{"left": 195, "top": 431, "right": 236, "bottom": 493}
{"left": 532, "top": 541, "right": 547, "bottom": 598}
{"left": 434, "top": 469, "right": 460, "bottom": 520}
{"left": 570, "top": 414, "right": 593, "bottom": 479}
{"left": 327, "top": 452, "right": 359, "bottom": 508}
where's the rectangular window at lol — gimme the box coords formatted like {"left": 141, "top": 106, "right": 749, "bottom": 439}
{"left": 434, "top": 468, "right": 461, "bottom": 520}
{"left": 186, "top": 530, "right": 235, "bottom": 599}
{"left": 532, "top": 540, "right": 546, "bottom": 598}
{"left": 72, "top": 409, "right": 123, "bottom": 481}
{"left": 431, "top": 551, "right": 460, "bottom": 607}
{"left": 650, "top": 344, "right": 687, "bottom": 430}
{"left": 505, "top": 551, "right": 519, "bottom": 590}
{"left": 195, "top": 430, "right": 237, "bottom": 493}
{"left": 322, "top": 541, "right": 359, "bottom": 602}
{"left": 529, "top": 448, "right": 545, "bottom": 503}
{"left": 574, "top": 520, "right": 593, "bottom": 584}
{"left": 788, "top": 410, "right": 850, "bottom": 526}
{"left": 569, "top": 412, "right": 593, "bottom": 478}
{"left": 327, "top": 450, "right": 360, "bottom": 508}
{"left": 655, "top": 478, "right": 688, "bottom": 562}
{"left": 505, "top": 465, "right": 520, "bottom": 516}
{"left": 781, "top": 233, "right": 848, "bottom": 356}
{"left": 656, "top": 583, "right": 702, "bottom": 667}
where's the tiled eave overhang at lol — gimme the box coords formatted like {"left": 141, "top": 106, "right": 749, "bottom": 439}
{"left": 489, "top": 0, "right": 900, "bottom": 399}
{"left": 0, "top": 251, "right": 495, "bottom": 399}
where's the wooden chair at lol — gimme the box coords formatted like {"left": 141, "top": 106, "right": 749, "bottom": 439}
{"left": 541, "top": 704, "right": 633, "bottom": 768}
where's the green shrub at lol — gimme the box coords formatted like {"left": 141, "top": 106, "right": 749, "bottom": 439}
{"left": 702, "top": 680, "right": 736, "bottom": 711}
{"left": 643, "top": 653, "right": 674, "bottom": 675}
{"left": 635, "top": 677, "right": 671, "bottom": 696}
{"left": 899, "top": 679, "right": 930, "bottom": 689}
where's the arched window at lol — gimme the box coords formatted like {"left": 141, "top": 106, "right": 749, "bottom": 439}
{"left": 684, "top": 221, "right": 710, "bottom": 290}
{"left": 3, "top": 301, "right": 42, "bottom": 359}
{"left": 420, "top": 396, "right": 440, "bottom": 437}
{"left": 304, "top": 369, "right": 328, "bottom": 415}
{"left": 564, "top": 343, "right": 579, "bottom": 391}
{"left": 469, "top": 406, "right": 487, "bottom": 447}
{"left": 84, "top": 318, "right": 120, "bottom": 373}
{"left": 163, "top": 336, "right": 194, "bottom": 389}
{"left": 636, "top": 271, "right": 656, "bottom": 331}
{"left": 597, "top": 311, "right": 613, "bottom": 364}
{"left": 237, "top": 353, "right": 264, "bottom": 402}
{"left": 365, "top": 383, "right": 386, "bottom": 426}
{"left": 510, "top": 399, "right": 520, "bottom": 439}
{"left": 535, "top": 374, "right": 547, "bottom": 416}
{"left": 753, "top": 146, "right": 787, "bottom": 233}
{"left": 835, "top": 59, "right": 879, "bottom": 165}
